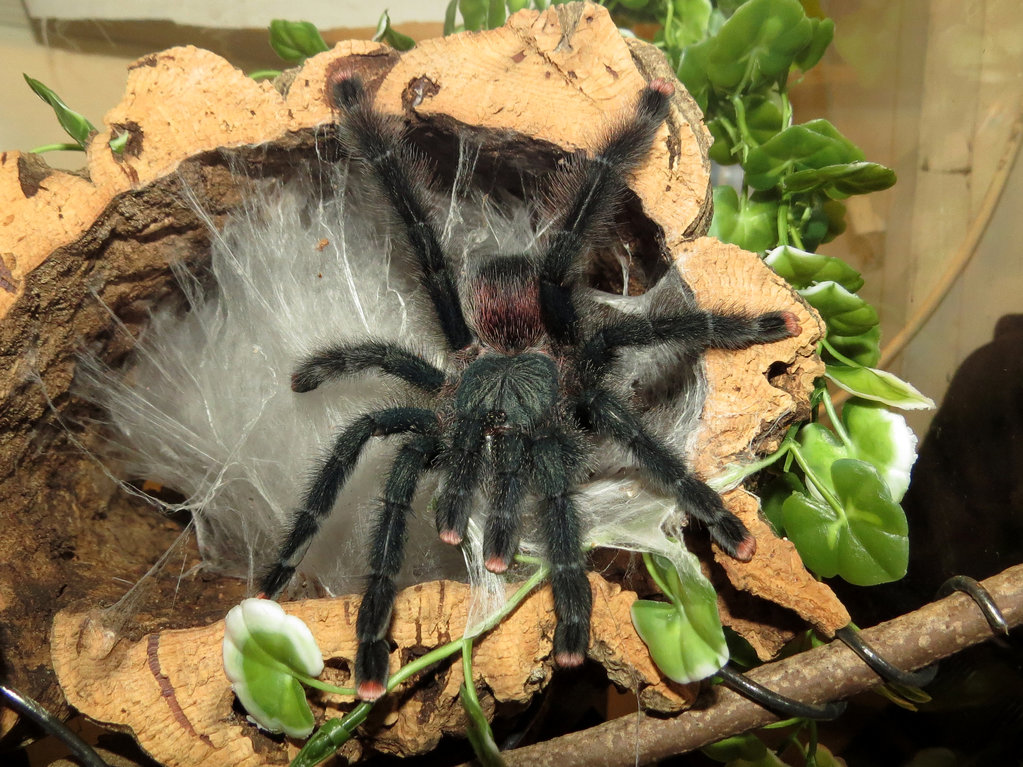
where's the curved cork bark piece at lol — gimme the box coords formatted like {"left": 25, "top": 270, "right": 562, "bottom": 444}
{"left": 52, "top": 574, "right": 695, "bottom": 764}
{"left": 0, "top": 1, "right": 841, "bottom": 758}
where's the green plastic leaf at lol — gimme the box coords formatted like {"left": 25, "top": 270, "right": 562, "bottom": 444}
{"left": 795, "top": 400, "right": 917, "bottom": 504}
{"left": 248, "top": 69, "right": 283, "bottom": 82}
{"left": 461, "top": 684, "right": 505, "bottom": 766}
{"left": 819, "top": 197, "right": 848, "bottom": 244}
{"left": 507, "top": 0, "right": 530, "bottom": 12}
{"left": 631, "top": 554, "right": 727, "bottom": 683}
{"left": 721, "top": 626, "right": 762, "bottom": 669}
{"left": 709, "top": 98, "right": 785, "bottom": 166}
{"left": 677, "top": 38, "right": 713, "bottom": 112}
{"left": 459, "top": 0, "right": 488, "bottom": 30}
{"left": 715, "top": 0, "right": 747, "bottom": 16}
{"left": 669, "top": 0, "right": 713, "bottom": 49}
{"left": 701, "top": 732, "right": 769, "bottom": 763}
{"left": 842, "top": 400, "right": 917, "bottom": 502}
{"left": 764, "top": 245, "right": 864, "bottom": 292}
{"left": 744, "top": 96, "right": 786, "bottom": 145}
{"left": 707, "top": 118, "right": 738, "bottom": 165}
{"left": 826, "top": 364, "right": 935, "bottom": 410}
{"left": 783, "top": 161, "right": 896, "bottom": 198}
{"left": 794, "top": 17, "right": 835, "bottom": 72}
{"left": 743, "top": 119, "right": 864, "bottom": 191}
{"left": 24, "top": 74, "right": 96, "bottom": 149}
{"left": 486, "top": 0, "right": 507, "bottom": 29}
{"left": 812, "top": 743, "right": 846, "bottom": 767}
{"left": 373, "top": 11, "right": 416, "bottom": 51}
{"left": 781, "top": 459, "right": 908, "bottom": 584}
{"left": 222, "top": 598, "right": 324, "bottom": 738}
{"left": 798, "top": 280, "right": 878, "bottom": 336}
{"left": 444, "top": 0, "right": 459, "bottom": 34}
{"left": 703, "top": 0, "right": 814, "bottom": 92}
{"left": 759, "top": 472, "right": 804, "bottom": 535}
{"left": 269, "top": 20, "right": 329, "bottom": 63}
{"left": 826, "top": 324, "right": 881, "bottom": 367}
{"left": 790, "top": 197, "right": 847, "bottom": 251}
{"left": 108, "top": 131, "right": 130, "bottom": 155}
{"left": 796, "top": 422, "right": 847, "bottom": 489}
{"left": 708, "top": 185, "right": 779, "bottom": 252}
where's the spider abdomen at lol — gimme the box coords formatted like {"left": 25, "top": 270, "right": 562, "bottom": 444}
{"left": 467, "top": 255, "right": 544, "bottom": 352}
{"left": 455, "top": 353, "right": 560, "bottom": 428}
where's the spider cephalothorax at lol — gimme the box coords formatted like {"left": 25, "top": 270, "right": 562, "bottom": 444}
{"left": 260, "top": 74, "right": 799, "bottom": 700}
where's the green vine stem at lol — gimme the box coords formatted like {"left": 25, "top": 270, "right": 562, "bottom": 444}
{"left": 291, "top": 561, "right": 550, "bottom": 767}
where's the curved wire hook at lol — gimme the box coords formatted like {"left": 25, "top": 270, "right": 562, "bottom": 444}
{"left": 937, "top": 575, "right": 1010, "bottom": 636}
{"left": 716, "top": 664, "right": 847, "bottom": 720}
{"left": 834, "top": 625, "right": 938, "bottom": 688}
{"left": 0, "top": 683, "right": 109, "bottom": 767}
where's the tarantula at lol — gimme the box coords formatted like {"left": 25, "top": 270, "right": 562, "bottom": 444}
{"left": 260, "top": 74, "right": 799, "bottom": 700}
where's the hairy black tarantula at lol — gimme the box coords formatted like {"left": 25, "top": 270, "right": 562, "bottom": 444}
{"left": 260, "top": 74, "right": 799, "bottom": 700}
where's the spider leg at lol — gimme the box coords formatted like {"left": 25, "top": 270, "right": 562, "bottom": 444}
{"left": 482, "top": 431, "right": 529, "bottom": 573}
{"left": 332, "top": 77, "right": 473, "bottom": 351}
{"left": 538, "top": 80, "right": 673, "bottom": 344}
{"left": 579, "top": 309, "right": 800, "bottom": 385}
{"left": 576, "top": 386, "right": 756, "bottom": 560}
{"left": 530, "top": 429, "right": 591, "bottom": 666}
{"left": 355, "top": 432, "right": 441, "bottom": 700}
{"left": 291, "top": 341, "right": 445, "bottom": 393}
{"left": 259, "top": 406, "right": 439, "bottom": 598}
{"left": 435, "top": 416, "right": 487, "bottom": 545}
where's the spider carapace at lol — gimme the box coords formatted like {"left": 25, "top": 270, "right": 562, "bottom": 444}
{"left": 260, "top": 74, "right": 799, "bottom": 700}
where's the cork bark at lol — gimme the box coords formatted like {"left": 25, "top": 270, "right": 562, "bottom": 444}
{"left": 0, "top": 2, "right": 845, "bottom": 762}
{"left": 51, "top": 574, "right": 697, "bottom": 765}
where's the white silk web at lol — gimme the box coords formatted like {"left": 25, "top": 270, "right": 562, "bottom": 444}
{"left": 77, "top": 138, "right": 720, "bottom": 644}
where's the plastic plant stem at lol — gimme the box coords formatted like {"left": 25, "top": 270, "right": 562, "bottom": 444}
{"left": 787, "top": 441, "right": 844, "bottom": 517}
{"left": 820, "top": 336, "right": 863, "bottom": 369}
{"left": 777, "top": 203, "right": 790, "bottom": 247}
{"left": 788, "top": 217, "right": 805, "bottom": 251}
{"left": 461, "top": 640, "right": 481, "bottom": 708}
{"left": 818, "top": 387, "right": 851, "bottom": 448}
{"left": 292, "top": 562, "right": 550, "bottom": 767}
{"left": 731, "top": 95, "right": 754, "bottom": 158}
{"left": 30, "top": 142, "right": 83, "bottom": 153}
{"left": 641, "top": 551, "right": 676, "bottom": 606}
{"left": 292, "top": 673, "right": 356, "bottom": 697}
{"left": 460, "top": 637, "right": 504, "bottom": 765}
{"left": 388, "top": 564, "right": 549, "bottom": 686}
{"left": 806, "top": 719, "right": 819, "bottom": 766}
{"left": 780, "top": 91, "right": 793, "bottom": 131}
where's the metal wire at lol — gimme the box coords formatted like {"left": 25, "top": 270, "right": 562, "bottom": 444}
{"left": 0, "top": 683, "right": 109, "bottom": 767}
{"left": 937, "top": 575, "right": 1010, "bottom": 636}
{"left": 716, "top": 664, "right": 847, "bottom": 720}
{"left": 834, "top": 625, "right": 938, "bottom": 688}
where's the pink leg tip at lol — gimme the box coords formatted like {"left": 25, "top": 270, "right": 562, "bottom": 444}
{"left": 648, "top": 78, "right": 675, "bottom": 98}
{"left": 783, "top": 311, "right": 801, "bottom": 337}
{"left": 554, "top": 651, "right": 586, "bottom": 668}
{"left": 357, "top": 680, "right": 386, "bottom": 702}
{"left": 734, "top": 535, "right": 757, "bottom": 563}
{"left": 485, "top": 556, "right": 509, "bottom": 574}
{"left": 439, "top": 529, "right": 462, "bottom": 546}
